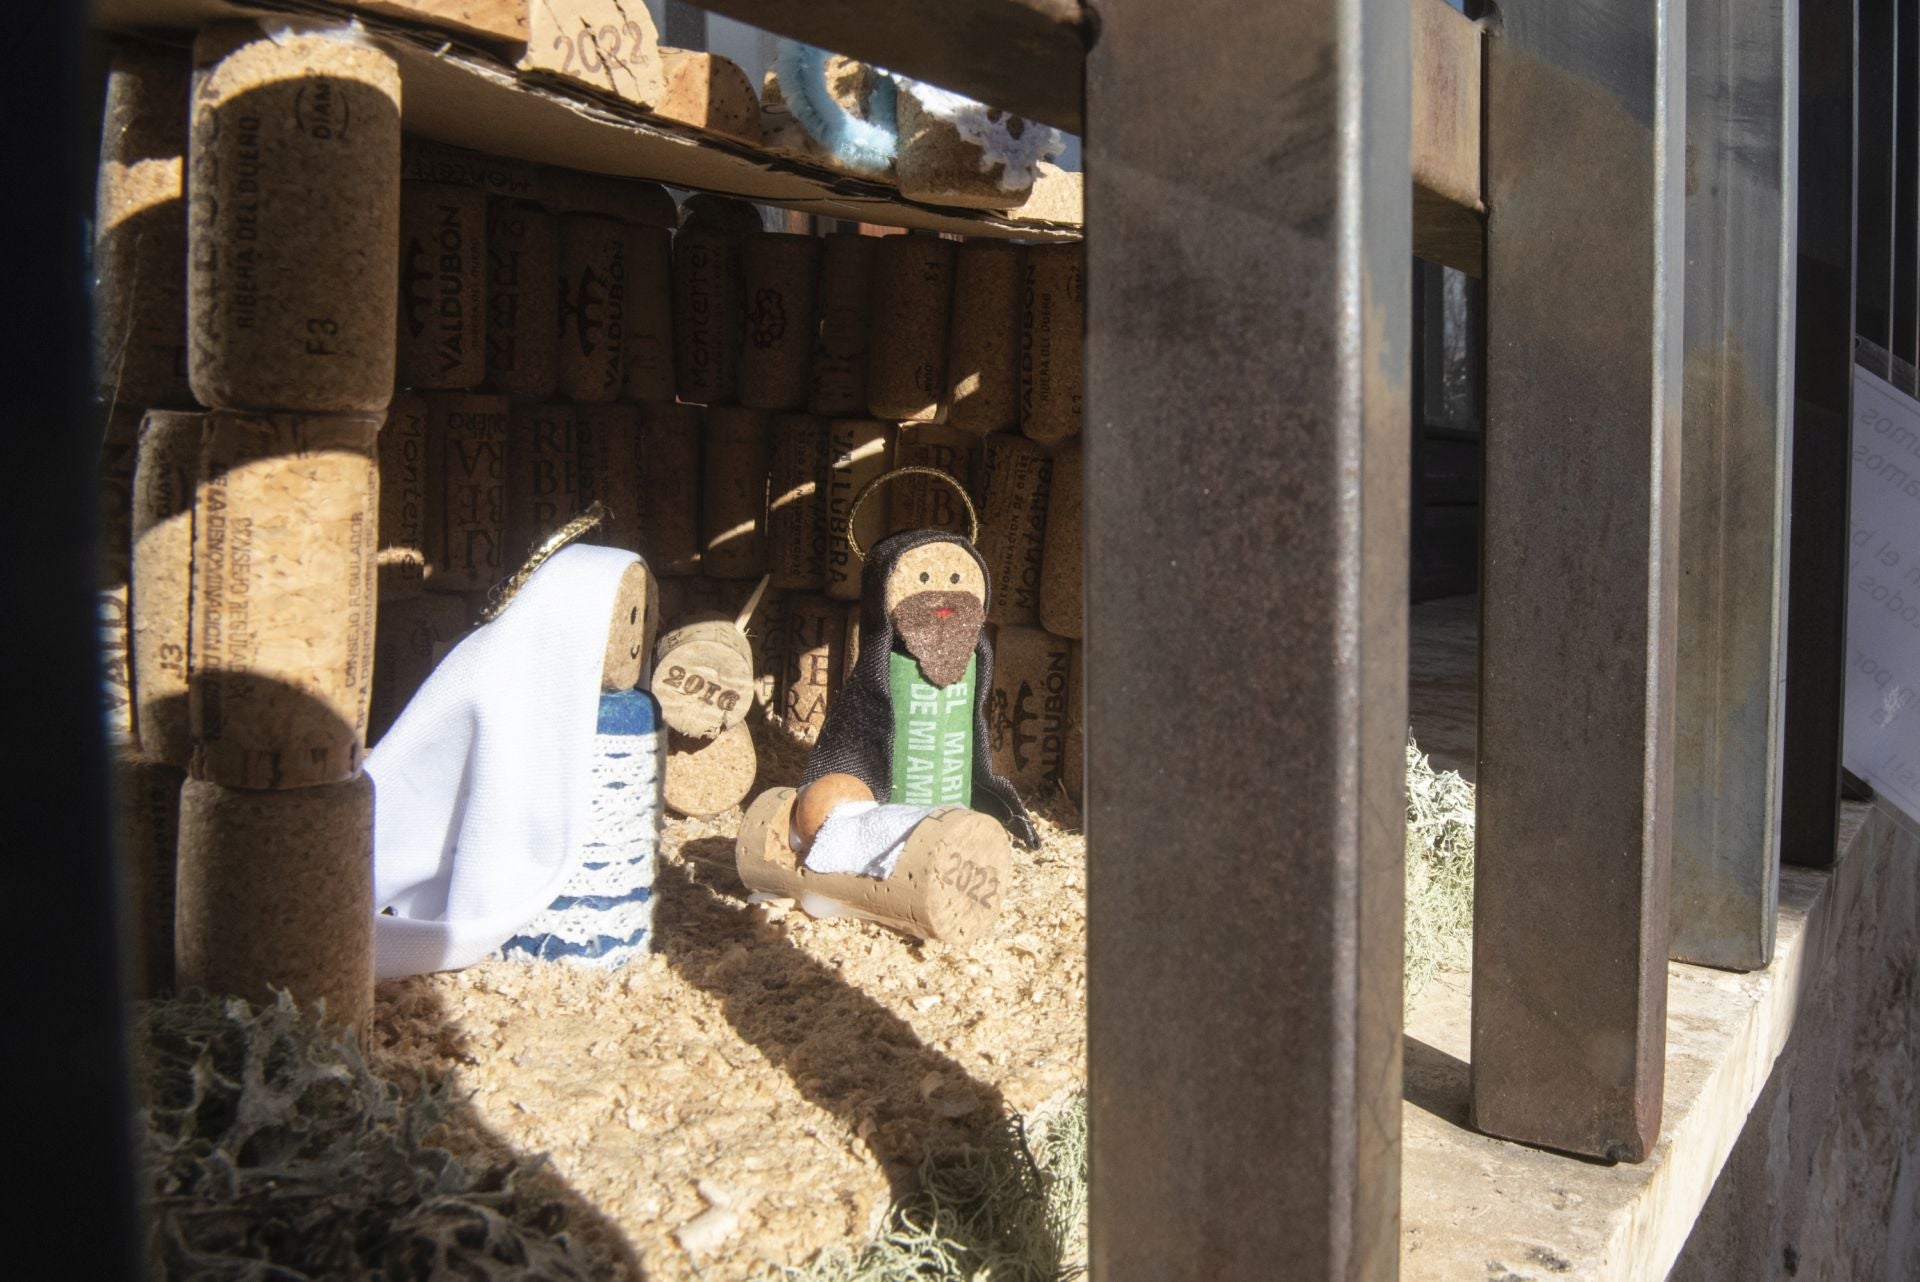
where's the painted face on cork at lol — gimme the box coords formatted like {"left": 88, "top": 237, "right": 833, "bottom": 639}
{"left": 886, "top": 543, "right": 987, "bottom": 688}
{"left": 601, "top": 562, "right": 655, "bottom": 691}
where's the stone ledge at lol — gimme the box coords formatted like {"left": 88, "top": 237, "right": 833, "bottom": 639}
{"left": 1400, "top": 799, "right": 1916, "bottom": 1280}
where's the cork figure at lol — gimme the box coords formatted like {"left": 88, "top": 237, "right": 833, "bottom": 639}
{"left": 736, "top": 468, "right": 1036, "bottom": 945}
{"left": 368, "top": 505, "right": 664, "bottom": 976}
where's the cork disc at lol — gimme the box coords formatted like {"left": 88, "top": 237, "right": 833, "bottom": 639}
{"left": 651, "top": 615, "right": 754, "bottom": 737}
{"left": 663, "top": 720, "right": 757, "bottom": 818}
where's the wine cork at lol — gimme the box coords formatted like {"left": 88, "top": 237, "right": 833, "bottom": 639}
{"left": 187, "top": 24, "right": 400, "bottom": 413}
{"left": 946, "top": 241, "right": 1023, "bottom": 433}
{"left": 101, "top": 585, "right": 135, "bottom": 746}
{"left": 739, "top": 233, "right": 823, "bottom": 412}
{"left": 504, "top": 401, "right": 578, "bottom": 561}
{"left": 735, "top": 788, "right": 1010, "bottom": 944}
{"left": 976, "top": 433, "right": 1052, "bottom": 626}
{"left": 824, "top": 418, "right": 894, "bottom": 600}
{"left": 663, "top": 720, "right": 757, "bottom": 818}
{"left": 601, "top": 559, "right": 658, "bottom": 693}
{"left": 191, "top": 413, "right": 379, "bottom": 789}
{"left": 550, "top": 171, "right": 679, "bottom": 228}
{"left": 485, "top": 200, "right": 559, "bottom": 400}
{"left": 428, "top": 393, "right": 508, "bottom": 591}
{"left": 369, "top": 590, "right": 468, "bottom": 744}
{"left": 779, "top": 594, "right": 844, "bottom": 740}
{"left": 768, "top": 414, "right": 829, "bottom": 590}
{"left": 377, "top": 391, "right": 429, "bottom": 600}
{"left": 701, "top": 406, "right": 769, "bottom": 578}
{"left": 867, "top": 235, "right": 956, "bottom": 421}
{"left": 673, "top": 228, "right": 742, "bottom": 405}
{"left": 396, "top": 181, "right": 486, "bottom": 389}
{"left": 99, "top": 404, "right": 145, "bottom": 587}
{"left": 895, "top": 92, "right": 1037, "bottom": 211}
{"left": 985, "top": 624, "right": 1072, "bottom": 798}
{"left": 558, "top": 215, "right": 629, "bottom": 403}
{"left": 657, "top": 49, "right": 762, "bottom": 144}
{"left": 650, "top": 612, "right": 753, "bottom": 738}
{"left": 1038, "top": 437, "right": 1083, "bottom": 639}
{"left": 176, "top": 774, "right": 374, "bottom": 1034}
{"left": 810, "top": 232, "right": 876, "bottom": 416}
{"left": 95, "top": 44, "right": 193, "bottom": 408}
{"left": 679, "top": 193, "right": 763, "bottom": 236}
{"left": 1020, "top": 243, "right": 1084, "bottom": 443}
{"left": 891, "top": 425, "right": 981, "bottom": 539}
{"left": 659, "top": 575, "right": 730, "bottom": 625}
{"left": 749, "top": 586, "right": 789, "bottom": 710}
{"left": 624, "top": 225, "right": 676, "bottom": 401}
{"left": 131, "top": 409, "right": 204, "bottom": 766}
{"left": 639, "top": 401, "right": 702, "bottom": 575}
{"left": 1062, "top": 641, "right": 1084, "bottom": 804}
{"left": 576, "top": 402, "right": 643, "bottom": 552}
{"left": 116, "top": 750, "right": 186, "bottom": 997}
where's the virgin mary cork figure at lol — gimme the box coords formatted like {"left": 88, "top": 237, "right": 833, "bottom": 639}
{"left": 736, "top": 468, "right": 1037, "bottom": 944}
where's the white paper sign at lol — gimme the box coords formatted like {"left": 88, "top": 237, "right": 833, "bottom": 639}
{"left": 1845, "top": 366, "right": 1920, "bottom": 823}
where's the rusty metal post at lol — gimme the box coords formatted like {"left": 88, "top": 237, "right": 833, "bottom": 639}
{"left": 1085, "top": 0, "right": 1411, "bottom": 1273}
{"left": 1781, "top": 0, "right": 1858, "bottom": 868}
{"left": 1669, "top": 0, "right": 1796, "bottom": 971}
{"left": 1471, "top": 0, "right": 1685, "bottom": 1161}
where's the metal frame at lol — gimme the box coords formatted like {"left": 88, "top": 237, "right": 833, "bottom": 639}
{"left": 1083, "top": 0, "right": 1410, "bottom": 1272}
{"left": 1471, "top": 0, "right": 1686, "bottom": 1161}
{"left": 1668, "top": 0, "right": 1797, "bottom": 971}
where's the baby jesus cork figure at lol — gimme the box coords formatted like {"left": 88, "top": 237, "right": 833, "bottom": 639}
{"left": 737, "top": 469, "right": 1037, "bottom": 944}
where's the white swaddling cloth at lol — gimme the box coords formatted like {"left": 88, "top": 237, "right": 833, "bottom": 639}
{"left": 800, "top": 800, "right": 941, "bottom": 880}
{"left": 366, "top": 543, "right": 640, "bottom": 979}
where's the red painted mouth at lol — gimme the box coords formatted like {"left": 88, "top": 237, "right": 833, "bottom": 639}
{"left": 935, "top": 607, "right": 954, "bottom": 618}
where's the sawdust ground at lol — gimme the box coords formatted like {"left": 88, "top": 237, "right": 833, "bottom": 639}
{"left": 371, "top": 713, "right": 1088, "bottom": 1281}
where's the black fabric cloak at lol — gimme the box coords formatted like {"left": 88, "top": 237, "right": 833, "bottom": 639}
{"left": 801, "top": 528, "right": 1038, "bottom": 848}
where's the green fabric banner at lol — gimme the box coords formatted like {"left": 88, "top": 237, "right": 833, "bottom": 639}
{"left": 889, "top": 649, "right": 975, "bottom": 807}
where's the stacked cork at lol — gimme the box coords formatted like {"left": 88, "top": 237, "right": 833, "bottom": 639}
{"left": 133, "top": 22, "right": 402, "bottom": 1036}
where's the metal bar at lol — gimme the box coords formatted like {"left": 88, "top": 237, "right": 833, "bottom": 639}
{"left": 1895, "top": 0, "right": 1918, "bottom": 377}
{"left": 1780, "top": 0, "right": 1859, "bottom": 868}
{"left": 1471, "top": 0, "right": 1685, "bottom": 1161}
{"left": 1085, "top": 0, "right": 1410, "bottom": 1273}
{"left": 1857, "top": 0, "right": 1898, "bottom": 353}
{"left": 1668, "top": 0, "right": 1796, "bottom": 971}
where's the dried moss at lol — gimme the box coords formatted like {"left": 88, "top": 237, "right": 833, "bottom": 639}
{"left": 1404, "top": 737, "right": 1477, "bottom": 1001}
{"left": 138, "top": 990, "right": 597, "bottom": 1280}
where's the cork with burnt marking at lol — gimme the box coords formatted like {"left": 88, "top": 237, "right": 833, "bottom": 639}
{"left": 945, "top": 241, "right": 1023, "bottom": 433}
{"left": 809, "top": 232, "right": 875, "bottom": 416}
{"left": 176, "top": 773, "right": 375, "bottom": 1035}
{"left": 639, "top": 401, "right": 702, "bottom": 575}
{"left": 739, "top": 233, "right": 823, "bottom": 412}
{"left": 891, "top": 425, "right": 981, "bottom": 539}
{"left": 187, "top": 24, "right": 400, "bottom": 413}
{"left": 976, "top": 433, "right": 1051, "bottom": 627}
{"left": 99, "top": 404, "right": 146, "bottom": 589}
{"left": 132, "top": 409, "right": 204, "bottom": 766}
{"left": 558, "top": 215, "right": 629, "bottom": 403}
{"left": 985, "top": 624, "right": 1071, "bottom": 799}
{"left": 116, "top": 749, "right": 186, "bottom": 997}
{"left": 824, "top": 418, "right": 894, "bottom": 600}
{"left": 397, "top": 181, "right": 486, "bottom": 389}
{"left": 190, "top": 412, "right": 379, "bottom": 789}
{"left": 1038, "top": 437, "right": 1082, "bottom": 639}
{"left": 673, "top": 227, "right": 742, "bottom": 405}
{"left": 768, "top": 415, "right": 829, "bottom": 590}
{"left": 652, "top": 613, "right": 754, "bottom": 739}
{"left": 102, "top": 584, "right": 136, "bottom": 746}
{"left": 96, "top": 43, "right": 193, "bottom": 409}
{"left": 485, "top": 200, "right": 559, "bottom": 400}
{"left": 504, "top": 401, "right": 578, "bottom": 562}
{"left": 701, "top": 406, "right": 770, "bottom": 578}
{"left": 575, "top": 401, "right": 643, "bottom": 553}
{"left": 368, "top": 589, "right": 469, "bottom": 744}
{"left": 427, "top": 393, "right": 508, "bottom": 592}
{"left": 377, "top": 391, "right": 429, "bottom": 600}
{"left": 867, "top": 235, "right": 956, "bottom": 421}
{"left": 1020, "top": 243, "right": 1083, "bottom": 443}
{"left": 625, "top": 224, "right": 676, "bottom": 402}
{"left": 779, "top": 594, "right": 845, "bottom": 741}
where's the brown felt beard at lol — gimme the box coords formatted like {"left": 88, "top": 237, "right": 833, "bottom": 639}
{"left": 892, "top": 591, "right": 985, "bottom": 688}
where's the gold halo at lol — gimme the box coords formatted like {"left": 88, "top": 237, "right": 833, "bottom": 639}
{"left": 845, "top": 466, "right": 979, "bottom": 562}
{"left": 477, "top": 501, "right": 610, "bottom": 623}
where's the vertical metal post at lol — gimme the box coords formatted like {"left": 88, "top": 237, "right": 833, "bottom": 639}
{"left": 1895, "top": 0, "right": 1918, "bottom": 376}
{"left": 1085, "top": 0, "right": 1411, "bottom": 1272}
{"left": 1857, "top": 0, "right": 1897, "bottom": 353}
{"left": 1781, "top": 0, "right": 1859, "bottom": 868}
{"left": 1472, "top": 0, "right": 1685, "bottom": 1161}
{"left": 1669, "top": 0, "right": 1796, "bottom": 971}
